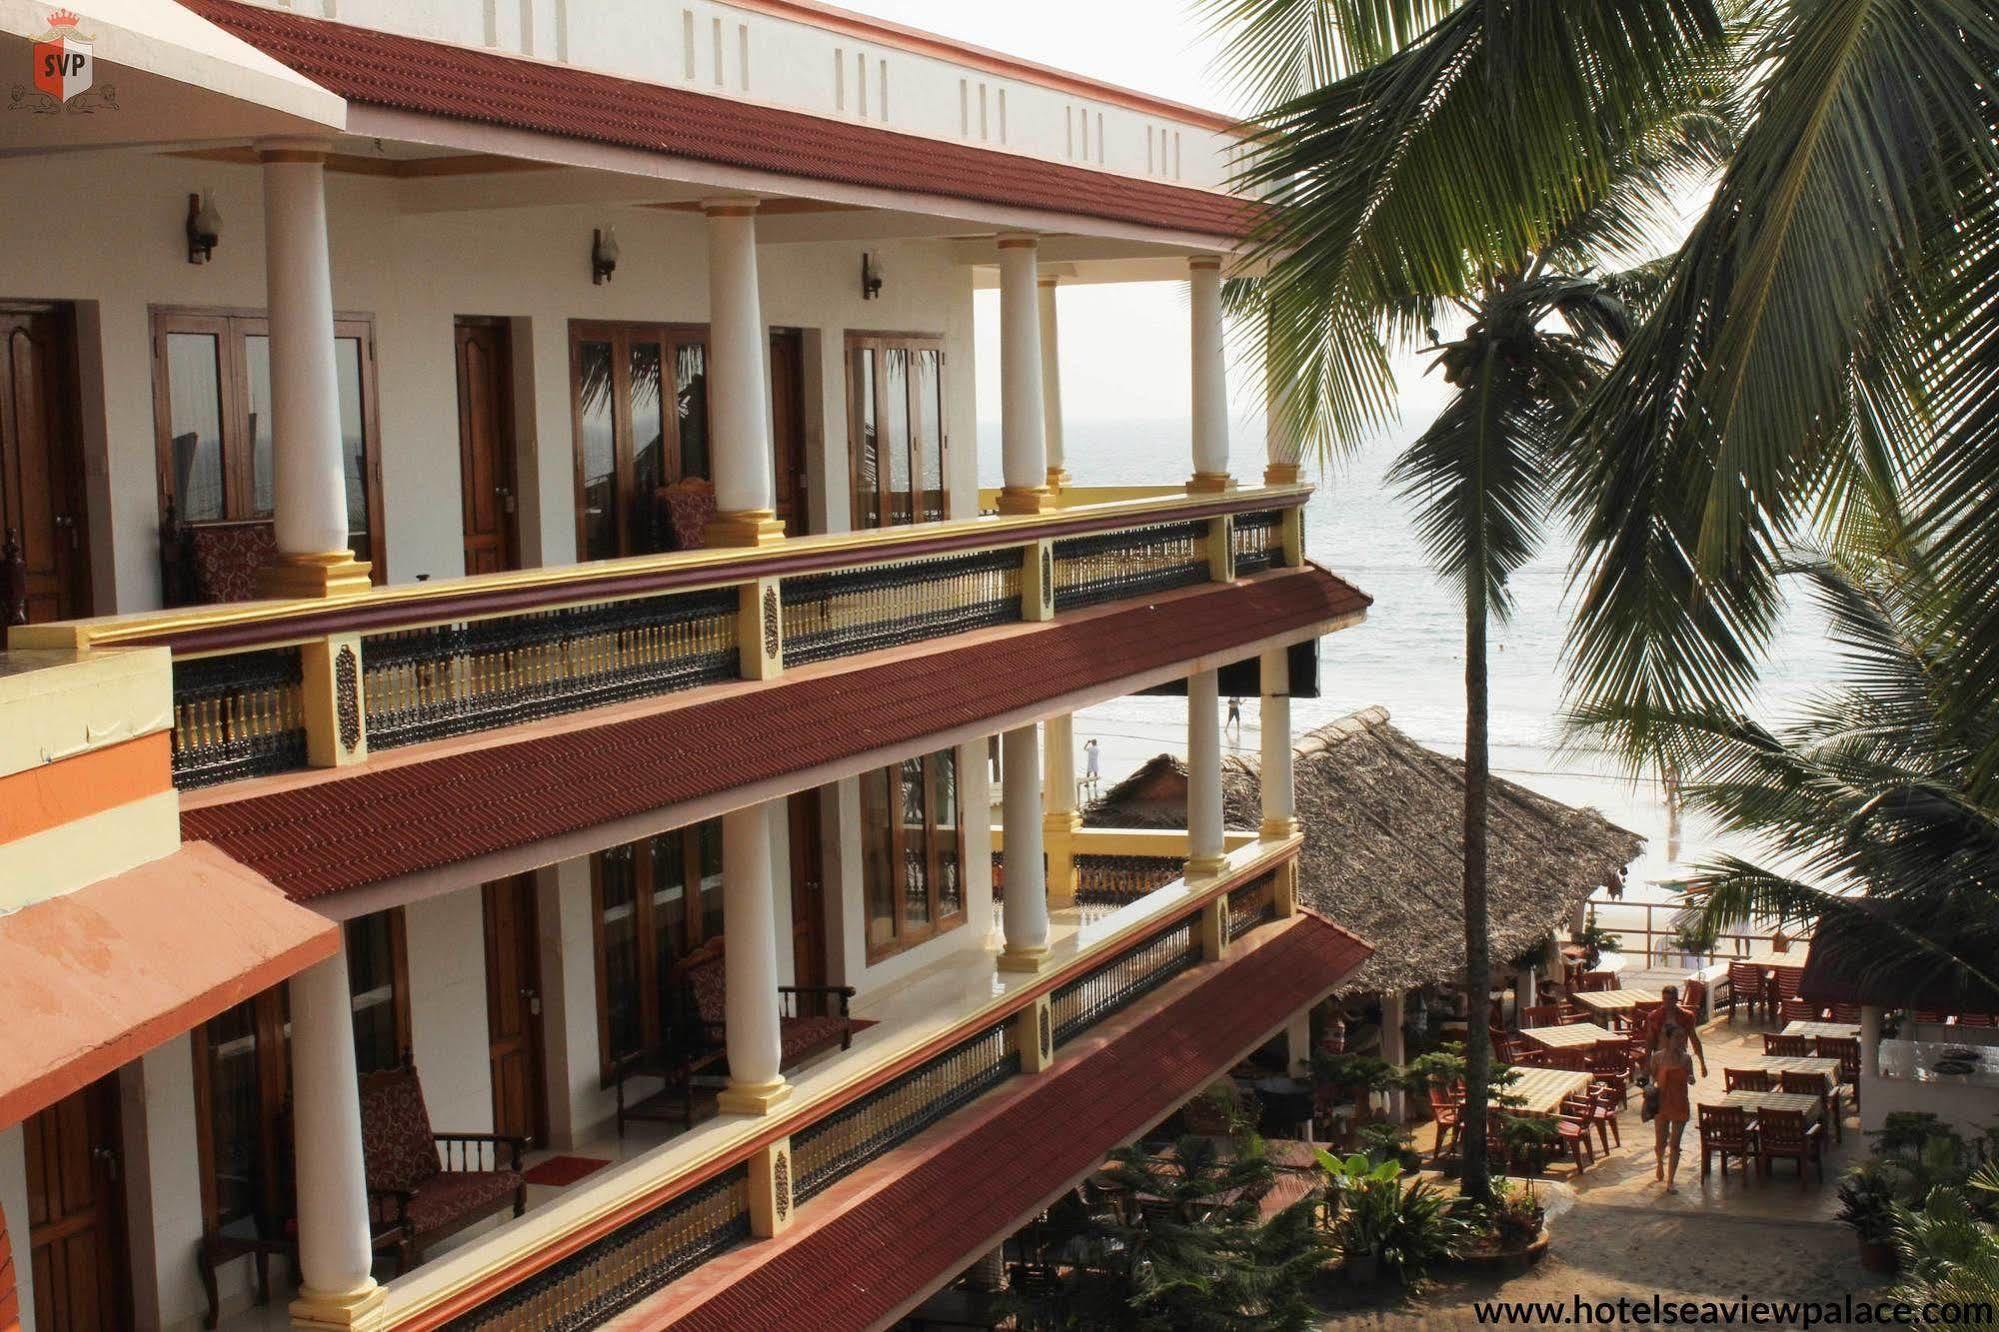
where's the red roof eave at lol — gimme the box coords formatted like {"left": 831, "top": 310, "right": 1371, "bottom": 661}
{"left": 178, "top": 0, "right": 1264, "bottom": 241}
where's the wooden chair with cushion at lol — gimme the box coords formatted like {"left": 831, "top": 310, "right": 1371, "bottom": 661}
{"left": 1726, "top": 961, "right": 1766, "bottom": 1021}
{"left": 168, "top": 514, "right": 280, "bottom": 606}
{"left": 681, "top": 935, "right": 857, "bottom": 1074}
{"left": 612, "top": 984, "right": 729, "bottom": 1137}
{"left": 1763, "top": 1033, "right": 1811, "bottom": 1057}
{"left": 654, "top": 476, "right": 717, "bottom": 551}
{"left": 1780, "top": 1070, "right": 1842, "bottom": 1142}
{"left": 1698, "top": 1104, "right": 1760, "bottom": 1180}
{"left": 1724, "top": 1068, "right": 1772, "bottom": 1092}
{"left": 358, "top": 1062, "right": 527, "bottom": 1265}
{"left": 1755, "top": 1108, "right": 1825, "bottom": 1186}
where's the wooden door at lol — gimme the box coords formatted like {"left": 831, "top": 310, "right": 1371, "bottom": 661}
{"left": 24, "top": 1076, "right": 129, "bottom": 1332}
{"left": 483, "top": 876, "right": 548, "bottom": 1147}
{"left": 0, "top": 306, "right": 86, "bottom": 636}
{"left": 455, "top": 319, "right": 519, "bottom": 575}
{"left": 770, "top": 329, "right": 808, "bottom": 536}
{"left": 788, "top": 790, "right": 828, "bottom": 991}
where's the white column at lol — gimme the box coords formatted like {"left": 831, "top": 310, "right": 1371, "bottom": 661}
{"left": 1038, "top": 273, "right": 1067, "bottom": 491}
{"left": 1259, "top": 648, "right": 1298, "bottom": 840}
{"left": 999, "top": 725, "right": 1050, "bottom": 971}
{"left": 1045, "top": 714, "right": 1077, "bottom": 819}
{"left": 704, "top": 200, "right": 783, "bottom": 547}
{"left": 287, "top": 947, "right": 384, "bottom": 1329}
{"left": 1381, "top": 991, "right": 1408, "bottom": 1122}
{"left": 1043, "top": 713, "right": 1080, "bottom": 908}
{"left": 1263, "top": 307, "right": 1303, "bottom": 486}
{"left": 1861, "top": 1004, "right": 1883, "bottom": 1078}
{"left": 258, "top": 139, "right": 369, "bottom": 599}
{"left": 996, "top": 235, "right": 1052, "bottom": 515}
{"left": 1189, "top": 256, "right": 1232, "bottom": 493}
{"left": 718, "top": 800, "right": 790, "bottom": 1113}
{"left": 1188, "top": 668, "right": 1226, "bottom": 878}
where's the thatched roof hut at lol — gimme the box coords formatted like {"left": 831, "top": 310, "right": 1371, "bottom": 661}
{"left": 1081, "top": 707, "right": 1644, "bottom": 995}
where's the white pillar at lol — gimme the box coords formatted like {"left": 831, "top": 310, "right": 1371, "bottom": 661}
{"left": 1043, "top": 713, "right": 1080, "bottom": 908}
{"left": 1382, "top": 991, "right": 1408, "bottom": 1122}
{"left": 1263, "top": 308, "right": 1303, "bottom": 487}
{"left": 1259, "top": 648, "right": 1298, "bottom": 840}
{"left": 999, "top": 725, "right": 1051, "bottom": 971}
{"left": 287, "top": 947, "right": 384, "bottom": 1329}
{"left": 1045, "top": 714, "right": 1077, "bottom": 818}
{"left": 1861, "top": 1004, "right": 1883, "bottom": 1078}
{"left": 258, "top": 139, "right": 369, "bottom": 599}
{"left": 704, "top": 200, "right": 783, "bottom": 547}
{"left": 1038, "top": 273, "right": 1067, "bottom": 491}
{"left": 717, "top": 800, "right": 790, "bottom": 1113}
{"left": 1188, "top": 668, "right": 1226, "bottom": 878}
{"left": 996, "top": 235, "right": 1052, "bottom": 515}
{"left": 1189, "top": 256, "right": 1232, "bottom": 493}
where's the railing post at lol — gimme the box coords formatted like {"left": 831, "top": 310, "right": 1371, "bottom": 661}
{"left": 301, "top": 633, "right": 367, "bottom": 768}
{"left": 1198, "top": 895, "right": 1228, "bottom": 962}
{"left": 1207, "top": 515, "right": 1234, "bottom": 583}
{"left": 1043, "top": 713, "right": 1080, "bottom": 908}
{"left": 1022, "top": 540, "right": 1055, "bottom": 622}
{"left": 748, "top": 1136, "right": 795, "bottom": 1239}
{"left": 1280, "top": 506, "right": 1306, "bottom": 568}
{"left": 1014, "top": 993, "right": 1055, "bottom": 1074}
{"left": 741, "top": 576, "right": 783, "bottom": 681}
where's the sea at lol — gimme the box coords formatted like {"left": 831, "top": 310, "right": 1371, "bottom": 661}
{"left": 980, "top": 418, "right": 1845, "bottom": 957}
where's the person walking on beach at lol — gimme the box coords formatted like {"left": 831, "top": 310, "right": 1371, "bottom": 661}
{"left": 1083, "top": 738, "right": 1100, "bottom": 797}
{"left": 1650, "top": 1025, "right": 1695, "bottom": 1192}
{"left": 1226, "top": 696, "right": 1242, "bottom": 736}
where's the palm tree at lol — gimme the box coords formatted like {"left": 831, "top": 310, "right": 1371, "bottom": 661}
{"left": 1211, "top": 0, "right": 1730, "bottom": 1200}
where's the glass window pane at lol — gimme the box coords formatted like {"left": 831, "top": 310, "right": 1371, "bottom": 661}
{"left": 697, "top": 820, "right": 725, "bottom": 943}
{"left": 630, "top": 340, "right": 665, "bottom": 555}
{"left": 335, "top": 337, "right": 370, "bottom": 563}
{"left": 852, "top": 348, "right": 878, "bottom": 528}
{"left": 900, "top": 756, "right": 931, "bottom": 930}
{"left": 202, "top": 1000, "right": 262, "bottom": 1232}
{"left": 650, "top": 830, "right": 687, "bottom": 966}
{"left": 883, "top": 349, "right": 911, "bottom": 526}
{"left": 598, "top": 845, "right": 642, "bottom": 1061}
{"left": 344, "top": 914, "right": 399, "bottom": 1075}
{"left": 861, "top": 768, "right": 895, "bottom": 949}
{"left": 166, "top": 332, "right": 226, "bottom": 522}
{"left": 244, "top": 335, "right": 274, "bottom": 517}
{"left": 577, "top": 339, "right": 618, "bottom": 561}
{"left": 675, "top": 342, "right": 710, "bottom": 481}
{"left": 932, "top": 751, "right": 961, "bottom": 919}
{"left": 913, "top": 350, "right": 943, "bottom": 523}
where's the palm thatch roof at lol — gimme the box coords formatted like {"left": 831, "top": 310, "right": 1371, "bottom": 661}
{"left": 1081, "top": 707, "right": 1644, "bottom": 995}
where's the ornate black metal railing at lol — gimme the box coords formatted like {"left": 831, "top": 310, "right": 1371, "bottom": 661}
{"left": 1230, "top": 510, "right": 1285, "bottom": 576}
{"left": 1051, "top": 521, "right": 1209, "bottom": 612}
{"left": 170, "top": 648, "right": 308, "bottom": 788}
{"left": 1075, "top": 854, "right": 1185, "bottom": 911}
{"left": 791, "top": 1021, "right": 1019, "bottom": 1205}
{"left": 1049, "top": 917, "right": 1200, "bottom": 1045}
{"left": 361, "top": 588, "right": 740, "bottom": 751}
{"left": 781, "top": 547, "right": 1021, "bottom": 667}
{"left": 1227, "top": 871, "right": 1278, "bottom": 942}
{"left": 442, "top": 1163, "right": 751, "bottom": 1332}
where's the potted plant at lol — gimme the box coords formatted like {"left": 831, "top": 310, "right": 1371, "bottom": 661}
{"left": 1316, "top": 1150, "right": 1468, "bottom": 1287}
{"left": 1837, "top": 1162, "right": 1901, "bottom": 1273}
{"left": 1355, "top": 1119, "right": 1420, "bottom": 1173}
{"left": 1496, "top": 1114, "right": 1560, "bottom": 1174}
{"left": 1666, "top": 918, "right": 1719, "bottom": 970}
{"left": 1571, "top": 908, "right": 1622, "bottom": 970}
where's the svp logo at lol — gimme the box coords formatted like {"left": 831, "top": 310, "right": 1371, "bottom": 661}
{"left": 12, "top": 8, "right": 116, "bottom": 114}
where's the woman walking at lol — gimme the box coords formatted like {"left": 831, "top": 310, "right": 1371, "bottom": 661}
{"left": 1650, "top": 1025, "right": 1695, "bottom": 1193}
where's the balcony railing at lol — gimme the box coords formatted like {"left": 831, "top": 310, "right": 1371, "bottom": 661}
{"left": 13, "top": 487, "right": 1305, "bottom": 791}
{"left": 386, "top": 837, "right": 1299, "bottom": 1331}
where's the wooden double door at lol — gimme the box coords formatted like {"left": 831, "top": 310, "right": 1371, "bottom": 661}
{"left": 24, "top": 1077, "right": 130, "bottom": 1331}
{"left": 0, "top": 304, "right": 89, "bottom": 639}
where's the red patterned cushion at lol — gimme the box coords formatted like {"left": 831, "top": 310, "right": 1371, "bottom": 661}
{"left": 187, "top": 521, "right": 277, "bottom": 603}
{"left": 686, "top": 944, "right": 727, "bottom": 1029}
{"left": 779, "top": 1015, "right": 848, "bottom": 1068}
{"left": 359, "top": 1067, "right": 439, "bottom": 1195}
{"left": 657, "top": 478, "right": 716, "bottom": 551}
{"left": 404, "top": 1169, "right": 522, "bottom": 1237}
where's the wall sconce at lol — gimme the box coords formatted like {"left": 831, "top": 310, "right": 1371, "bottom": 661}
{"left": 592, "top": 227, "right": 620, "bottom": 285}
{"left": 861, "top": 251, "right": 884, "bottom": 300}
{"left": 186, "top": 191, "right": 221, "bottom": 265}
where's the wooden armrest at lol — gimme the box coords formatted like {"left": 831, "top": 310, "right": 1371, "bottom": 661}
{"left": 434, "top": 1131, "right": 529, "bottom": 1171}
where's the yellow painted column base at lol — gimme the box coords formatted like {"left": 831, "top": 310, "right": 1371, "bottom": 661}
{"left": 1014, "top": 994, "right": 1055, "bottom": 1073}
{"left": 717, "top": 1077, "right": 793, "bottom": 1116}
{"left": 1260, "top": 816, "right": 1302, "bottom": 842}
{"left": 259, "top": 552, "right": 373, "bottom": 600}
{"left": 1264, "top": 462, "right": 1304, "bottom": 487}
{"left": 997, "top": 485, "right": 1056, "bottom": 515}
{"left": 1043, "top": 809, "right": 1081, "bottom": 908}
{"left": 997, "top": 945, "right": 1051, "bottom": 974}
{"left": 290, "top": 1281, "right": 386, "bottom": 1331}
{"left": 706, "top": 509, "right": 787, "bottom": 548}
{"left": 1044, "top": 467, "right": 1071, "bottom": 493}
{"left": 1187, "top": 471, "right": 1234, "bottom": 495}
{"left": 1185, "top": 853, "right": 1231, "bottom": 881}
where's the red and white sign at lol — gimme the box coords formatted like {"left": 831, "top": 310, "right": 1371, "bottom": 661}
{"left": 32, "top": 10, "right": 93, "bottom": 104}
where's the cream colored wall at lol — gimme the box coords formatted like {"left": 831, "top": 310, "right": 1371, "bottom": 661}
{"left": 405, "top": 890, "right": 496, "bottom": 1137}
{"left": 0, "top": 148, "right": 978, "bottom": 609}
{"left": 134, "top": 1038, "right": 223, "bottom": 1332}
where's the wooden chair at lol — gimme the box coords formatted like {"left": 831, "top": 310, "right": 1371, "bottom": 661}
{"left": 1815, "top": 1037, "right": 1862, "bottom": 1113}
{"left": 1763, "top": 1033, "right": 1811, "bottom": 1057}
{"left": 1555, "top": 1114, "right": 1595, "bottom": 1171}
{"left": 1912, "top": 1009, "right": 1949, "bottom": 1026}
{"left": 1726, "top": 961, "right": 1765, "bottom": 1021}
{"left": 1698, "top": 1104, "right": 1760, "bottom": 1181}
{"left": 653, "top": 476, "right": 717, "bottom": 551}
{"left": 1565, "top": 1090, "right": 1620, "bottom": 1154}
{"left": 1959, "top": 1012, "right": 1995, "bottom": 1027}
{"left": 1519, "top": 1004, "right": 1564, "bottom": 1029}
{"left": 1546, "top": 1049, "right": 1592, "bottom": 1073}
{"left": 682, "top": 935, "right": 858, "bottom": 1073}
{"left": 1684, "top": 978, "right": 1709, "bottom": 1022}
{"left": 1755, "top": 1108, "right": 1825, "bottom": 1186}
{"left": 612, "top": 978, "right": 729, "bottom": 1137}
{"left": 1586, "top": 1041, "right": 1630, "bottom": 1106}
{"left": 1770, "top": 967, "right": 1806, "bottom": 1016}
{"left": 358, "top": 1062, "right": 526, "bottom": 1265}
{"left": 1427, "top": 1087, "right": 1464, "bottom": 1162}
{"left": 1780, "top": 1070, "right": 1841, "bottom": 1142}
{"left": 1829, "top": 1003, "right": 1861, "bottom": 1023}
{"left": 1577, "top": 970, "right": 1617, "bottom": 993}
{"left": 1724, "top": 1068, "right": 1772, "bottom": 1092}
{"left": 1778, "top": 999, "right": 1823, "bottom": 1025}
{"left": 166, "top": 514, "right": 280, "bottom": 606}
{"left": 1491, "top": 1029, "right": 1527, "bottom": 1064}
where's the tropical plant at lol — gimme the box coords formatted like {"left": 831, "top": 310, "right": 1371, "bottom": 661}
{"left": 1398, "top": 1044, "right": 1468, "bottom": 1096}
{"left": 1836, "top": 1160, "right": 1901, "bottom": 1248}
{"left": 1317, "top": 1149, "right": 1469, "bottom": 1286}
{"left": 1888, "top": 1188, "right": 1999, "bottom": 1317}
{"left": 1470, "top": 1176, "right": 1546, "bottom": 1252}
{"left": 1354, "top": 1118, "right": 1417, "bottom": 1170}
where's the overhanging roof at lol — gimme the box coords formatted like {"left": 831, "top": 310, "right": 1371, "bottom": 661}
{"left": 0, "top": 841, "right": 338, "bottom": 1128}
{"left": 176, "top": 0, "right": 1260, "bottom": 241}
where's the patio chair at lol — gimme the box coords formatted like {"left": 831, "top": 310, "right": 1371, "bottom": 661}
{"left": 1426, "top": 1087, "right": 1464, "bottom": 1162}
{"left": 1491, "top": 1029, "right": 1527, "bottom": 1064}
{"left": 1763, "top": 1034, "right": 1811, "bottom": 1058}
{"left": 1814, "top": 1037, "right": 1861, "bottom": 1112}
{"left": 1555, "top": 1114, "right": 1595, "bottom": 1172}
{"left": 1912, "top": 1009, "right": 1949, "bottom": 1026}
{"left": 358, "top": 1062, "right": 526, "bottom": 1265}
{"left": 1698, "top": 1104, "right": 1760, "bottom": 1181}
{"left": 1780, "top": 1070, "right": 1842, "bottom": 1143}
{"left": 1564, "top": 1091, "right": 1620, "bottom": 1154}
{"left": 1724, "top": 1069, "right": 1772, "bottom": 1092}
{"left": 1519, "top": 1004, "right": 1564, "bottom": 1029}
{"left": 1586, "top": 1042, "right": 1630, "bottom": 1105}
{"left": 1726, "top": 961, "right": 1766, "bottom": 1021}
{"left": 1684, "top": 978, "right": 1709, "bottom": 1021}
{"left": 1770, "top": 968, "right": 1806, "bottom": 1015}
{"left": 1755, "top": 1108, "right": 1825, "bottom": 1186}
{"left": 1779, "top": 999, "right": 1823, "bottom": 1025}
{"left": 1829, "top": 1003, "right": 1862, "bottom": 1023}
{"left": 682, "top": 934, "right": 858, "bottom": 1072}
{"left": 1577, "top": 970, "right": 1617, "bottom": 992}
{"left": 1548, "top": 1049, "right": 1593, "bottom": 1073}
{"left": 1960, "top": 1012, "right": 1995, "bottom": 1027}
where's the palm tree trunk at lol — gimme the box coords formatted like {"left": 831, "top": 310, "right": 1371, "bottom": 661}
{"left": 1460, "top": 581, "right": 1495, "bottom": 1202}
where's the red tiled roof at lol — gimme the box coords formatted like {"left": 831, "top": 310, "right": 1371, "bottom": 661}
{"left": 181, "top": 568, "right": 1368, "bottom": 899}
{"left": 179, "top": 0, "right": 1261, "bottom": 240}
{"left": 652, "top": 912, "right": 1373, "bottom": 1331}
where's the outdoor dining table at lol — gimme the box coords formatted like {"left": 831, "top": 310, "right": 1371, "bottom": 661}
{"left": 1738, "top": 944, "right": 1811, "bottom": 978}
{"left": 1727, "top": 1054, "right": 1842, "bottom": 1088}
{"left": 1570, "top": 988, "right": 1663, "bottom": 1023}
{"left": 1782, "top": 1020, "right": 1861, "bottom": 1041}
{"left": 1708, "top": 1089, "right": 1824, "bottom": 1123}
{"left": 1519, "top": 1021, "right": 1621, "bottom": 1050}
{"left": 1494, "top": 1067, "right": 1594, "bottom": 1116}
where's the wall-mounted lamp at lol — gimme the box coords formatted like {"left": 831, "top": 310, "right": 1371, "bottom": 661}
{"left": 861, "top": 251, "right": 884, "bottom": 300}
{"left": 592, "top": 227, "right": 620, "bottom": 285}
{"left": 186, "top": 191, "right": 221, "bottom": 265}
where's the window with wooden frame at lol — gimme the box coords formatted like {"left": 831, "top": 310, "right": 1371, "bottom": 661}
{"left": 860, "top": 747, "right": 965, "bottom": 961}
{"left": 150, "top": 307, "right": 385, "bottom": 575}
{"left": 846, "top": 333, "right": 948, "bottom": 530}
{"left": 189, "top": 910, "right": 409, "bottom": 1241}
{"left": 569, "top": 322, "right": 710, "bottom": 561}
{"left": 591, "top": 819, "right": 726, "bottom": 1079}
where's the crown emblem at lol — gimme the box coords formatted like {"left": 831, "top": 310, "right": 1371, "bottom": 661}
{"left": 46, "top": 9, "right": 79, "bottom": 28}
